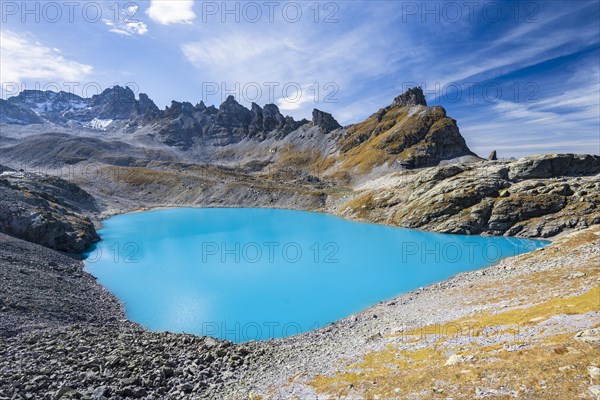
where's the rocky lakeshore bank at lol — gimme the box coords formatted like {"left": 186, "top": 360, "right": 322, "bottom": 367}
{"left": 1, "top": 215, "right": 598, "bottom": 399}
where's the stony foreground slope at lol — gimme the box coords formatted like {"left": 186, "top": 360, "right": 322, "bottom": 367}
{"left": 0, "top": 234, "right": 254, "bottom": 399}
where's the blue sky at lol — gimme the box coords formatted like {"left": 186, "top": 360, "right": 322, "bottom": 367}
{"left": 1, "top": 0, "right": 598, "bottom": 157}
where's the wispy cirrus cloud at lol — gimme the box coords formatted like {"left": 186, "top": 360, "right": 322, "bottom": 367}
{"left": 180, "top": 5, "right": 409, "bottom": 119}
{"left": 0, "top": 30, "right": 93, "bottom": 84}
{"left": 459, "top": 60, "right": 600, "bottom": 158}
{"left": 146, "top": 0, "right": 196, "bottom": 25}
{"left": 423, "top": 3, "right": 600, "bottom": 89}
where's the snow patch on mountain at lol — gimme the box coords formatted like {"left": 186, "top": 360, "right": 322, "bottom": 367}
{"left": 86, "top": 118, "right": 114, "bottom": 131}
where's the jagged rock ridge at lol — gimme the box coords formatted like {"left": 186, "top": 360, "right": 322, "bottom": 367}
{"left": 0, "top": 87, "right": 160, "bottom": 131}
{"left": 2, "top": 85, "right": 479, "bottom": 170}
{"left": 1, "top": 86, "right": 341, "bottom": 147}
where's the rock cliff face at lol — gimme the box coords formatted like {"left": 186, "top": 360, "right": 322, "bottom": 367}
{"left": 312, "top": 109, "right": 342, "bottom": 133}
{"left": 341, "top": 154, "right": 600, "bottom": 238}
{"left": 508, "top": 154, "right": 600, "bottom": 180}
{"left": 0, "top": 169, "right": 99, "bottom": 252}
{"left": 151, "top": 96, "right": 310, "bottom": 148}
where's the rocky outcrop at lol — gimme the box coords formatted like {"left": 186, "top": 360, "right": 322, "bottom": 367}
{"left": 392, "top": 86, "right": 427, "bottom": 107}
{"left": 249, "top": 103, "right": 305, "bottom": 137}
{"left": 0, "top": 170, "right": 99, "bottom": 252}
{"left": 136, "top": 92, "right": 160, "bottom": 117}
{"left": 488, "top": 150, "right": 497, "bottom": 161}
{"left": 87, "top": 86, "right": 138, "bottom": 119}
{"left": 337, "top": 87, "right": 479, "bottom": 170}
{"left": 312, "top": 109, "right": 342, "bottom": 133}
{"left": 508, "top": 154, "right": 600, "bottom": 180}
{"left": 342, "top": 154, "right": 600, "bottom": 238}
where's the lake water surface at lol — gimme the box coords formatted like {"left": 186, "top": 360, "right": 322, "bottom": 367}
{"left": 84, "top": 208, "right": 547, "bottom": 342}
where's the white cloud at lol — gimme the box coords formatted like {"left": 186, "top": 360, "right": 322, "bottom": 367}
{"left": 104, "top": 19, "right": 149, "bottom": 36}
{"left": 180, "top": 16, "right": 407, "bottom": 121}
{"left": 104, "top": 4, "right": 148, "bottom": 36}
{"left": 181, "top": 35, "right": 286, "bottom": 66}
{"left": 146, "top": 0, "right": 196, "bottom": 25}
{"left": 0, "top": 30, "right": 93, "bottom": 84}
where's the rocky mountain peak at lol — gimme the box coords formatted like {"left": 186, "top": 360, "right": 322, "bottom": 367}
{"left": 91, "top": 85, "right": 135, "bottom": 104}
{"left": 7, "top": 90, "right": 87, "bottom": 114}
{"left": 312, "top": 109, "right": 341, "bottom": 133}
{"left": 0, "top": 98, "right": 44, "bottom": 124}
{"left": 195, "top": 101, "right": 207, "bottom": 111}
{"left": 250, "top": 102, "right": 262, "bottom": 113}
{"left": 393, "top": 86, "right": 427, "bottom": 107}
{"left": 221, "top": 95, "right": 238, "bottom": 107}
{"left": 166, "top": 101, "right": 195, "bottom": 117}
{"left": 137, "top": 93, "right": 160, "bottom": 116}
{"left": 88, "top": 85, "right": 139, "bottom": 120}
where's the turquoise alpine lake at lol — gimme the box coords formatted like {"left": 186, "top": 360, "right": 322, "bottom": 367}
{"left": 83, "top": 208, "right": 548, "bottom": 342}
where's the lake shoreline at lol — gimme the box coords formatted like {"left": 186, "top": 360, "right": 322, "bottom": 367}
{"left": 2, "top": 220, "right": 597, "bottom": 398}
{"left": 85, "top": 207, "right": 548, "bottom": 342}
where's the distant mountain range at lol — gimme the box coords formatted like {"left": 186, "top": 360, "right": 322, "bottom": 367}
{"left": 0, "top": 86, "right": 479, "bottom": 170}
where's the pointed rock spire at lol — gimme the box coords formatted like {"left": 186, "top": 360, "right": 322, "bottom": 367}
{"left": 312, "top": 109, "right": 341, "bottom": 133}
{"left": 393, "top": 87, "right": 427, "bottom": 107}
